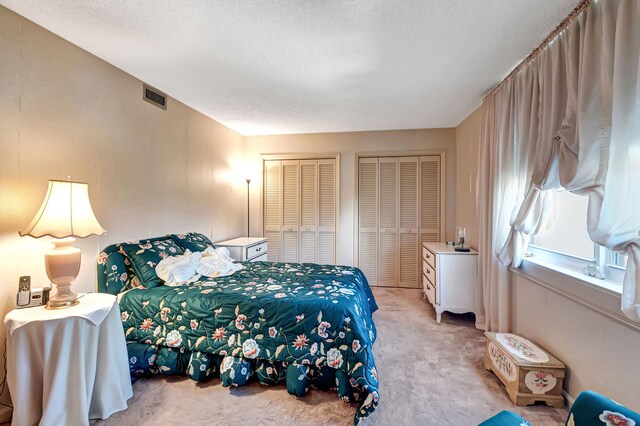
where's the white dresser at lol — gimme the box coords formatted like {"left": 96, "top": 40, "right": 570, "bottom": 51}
{"left": 214, "top": 237, "right": 268, "bottom": 262}
{"left": 422, "top": 242, "right": 477, "bottom": 323}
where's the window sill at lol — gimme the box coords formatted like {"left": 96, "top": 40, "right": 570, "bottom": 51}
{"left": 513, "top": 258, "right": 640, "bottom": 332}
{"left": 523, "top": 256, "right": 622, "bottom": 295}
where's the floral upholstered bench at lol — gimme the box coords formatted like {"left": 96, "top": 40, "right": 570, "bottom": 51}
{"left": 484, "top": 332, "right": 565, "bottom": 408}
{"left": 479, "top": 390, "right": 640, "bottom": 426}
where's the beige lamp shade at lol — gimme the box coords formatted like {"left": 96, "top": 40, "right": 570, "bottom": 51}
{"left": 19, "top": 179, "right": 106, "bottom": 238}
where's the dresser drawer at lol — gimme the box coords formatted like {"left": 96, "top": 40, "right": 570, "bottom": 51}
{"left": 423, "top": 246, "right": 436, "bottom": 269}
{"left": 423, "top": 261, "right": 436, "bottom": 286}
{"left": 246, "top": 241, "right": 268, "bottom": 260}
{"left": 423, "top": 273, "right": 437, "bottom": 305}
{"left": 250, "top": 253, "right": 268, "bottom": 262}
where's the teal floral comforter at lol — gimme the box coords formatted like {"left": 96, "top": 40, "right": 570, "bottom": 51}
{"left": 119, "top": 261, "right": 379, "bottom": 423}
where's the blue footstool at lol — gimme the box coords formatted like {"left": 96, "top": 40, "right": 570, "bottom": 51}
{"left": 479, "top": 410, "right": 530, "bottom": 426}
{"left": 480, "top": 390, "right": 639, "bottom": 425}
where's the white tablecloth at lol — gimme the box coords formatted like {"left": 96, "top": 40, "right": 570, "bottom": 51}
{"left": 5, "top": 293, "right": 133, "bottom": 426}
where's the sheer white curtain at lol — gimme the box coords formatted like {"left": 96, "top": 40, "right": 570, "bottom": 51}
{"left": 493, "top": 0, "right": 640, "bottom": 321}
{"left": 476, "top": 81, "right": 516, "bottom": 332}
{"left": 497, "top": 29, "right": 573, "bottom": 267}
{"left": 557, "top": 0, "right": 640, "bottom": 321}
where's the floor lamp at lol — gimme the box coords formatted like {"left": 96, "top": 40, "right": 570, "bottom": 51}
{"left": 246, "top": 178, "right": 251, "bottom": 237}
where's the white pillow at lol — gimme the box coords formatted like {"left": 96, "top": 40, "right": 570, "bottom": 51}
{"left": 156, "top": 250, "right": 197, "bottom": 284}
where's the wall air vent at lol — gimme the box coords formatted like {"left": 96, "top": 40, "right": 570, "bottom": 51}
{"left": 142, "top": 84, "right": 167, "bottom": 110}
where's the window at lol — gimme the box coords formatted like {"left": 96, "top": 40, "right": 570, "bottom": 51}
{"left": 608, "top": 251, "right": 628, "bottom": 269}
{"left": 532, "top": 191, "right": 594, "bottom": 260}
{"left": 528, "top": 190, "right": 626, "bottom": 286}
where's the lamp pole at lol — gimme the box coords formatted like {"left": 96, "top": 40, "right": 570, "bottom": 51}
{"left": 246, "top": 178, "right": 251, "bottom": 237}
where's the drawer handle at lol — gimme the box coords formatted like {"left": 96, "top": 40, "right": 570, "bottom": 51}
{"left": 426, "top": 253, "right": 431, "bottom": 259}
{"left": 256, "top": 247, "right": 262, "bottom": 252}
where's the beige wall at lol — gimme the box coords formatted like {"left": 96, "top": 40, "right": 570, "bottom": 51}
{"left": 0, "top": 5, "right": 245, "bottom": 407}
{"left": 454, "top": 105, "right": 640, "bottom": 409}
{"left": 245, "top": 129, "right": 457, "bottom": 266}
{"left": 455, "top": 106, "right": 481, "bottom": 250}
{"left": 455, "top": 106, "right": 484, "bottom": 321}
{"left": 511, "top": 272, "right": 640, "bottom": 409}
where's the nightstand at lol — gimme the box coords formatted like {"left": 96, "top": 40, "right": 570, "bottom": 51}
{"left": 422, "top": 242, "right": 478, "bottom": 323}
{"left": 4, "top": 293, "right": 132, "bottom": 426}
{"left": 214, "top": 237, "right": 268, "bottom": 262}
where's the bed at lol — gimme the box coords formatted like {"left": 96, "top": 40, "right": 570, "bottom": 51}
{"left": 97, "top": 233, "right": 380, "bottom": 424}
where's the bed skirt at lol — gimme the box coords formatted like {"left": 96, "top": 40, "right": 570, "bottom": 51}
{"left": 127, "top": 341, "right": 375, "bottom": 422}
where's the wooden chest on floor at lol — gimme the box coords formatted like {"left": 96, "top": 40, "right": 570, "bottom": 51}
{"left": 484, "top": 332, "right": 565, "bottom": 408}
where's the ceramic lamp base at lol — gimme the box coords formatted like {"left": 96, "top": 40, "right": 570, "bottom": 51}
{"left": 46, "top": 292, "right": 79, "bottom": 309}
{"left": 44, "top": 237, "right": 81, "bottom": 309}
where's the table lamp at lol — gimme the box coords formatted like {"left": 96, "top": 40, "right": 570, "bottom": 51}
{"left": 19, "top": 179, "right": 106, "bottom": 309}
{"left": 455, "top": 225, "right": 470, "bottom": 252}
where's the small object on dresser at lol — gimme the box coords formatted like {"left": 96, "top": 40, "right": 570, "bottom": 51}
{"left": 454, "top": 225, "right": 470, "bottom": 252}
{"left": 484, "top": 332, "right": 565, "bottom": 408}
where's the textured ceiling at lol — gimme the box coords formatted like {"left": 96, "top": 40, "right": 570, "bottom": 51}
{"left": 1, "top": 0, "right": 579, "bottom": 135}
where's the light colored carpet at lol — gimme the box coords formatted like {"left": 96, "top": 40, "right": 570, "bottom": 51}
{"left": 94, "top": 288, "right": 567, "bottom": 426}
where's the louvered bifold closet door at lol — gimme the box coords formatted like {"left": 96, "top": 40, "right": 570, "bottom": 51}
{"left": 420, "top": 156, "right": 441, "bottom": 245}
{"left": 399, "top": 157, "right": 420, "bottom": 288}
{"left": 299, "top": 160, "right": 318, "bottom": 263}
{"left": 378, "top": 157, "right": 399, "bottom": 287}
{"left": 282, "top": 160, "right": 300, "bottom": 263}
{"left": 317, "top": 159, "right": 336, "bottom": 265}
{"left": 358, "top": 158, "right": 378, "bottom": 285}
{"left": 264, "top": 160, "right": 282, "bottom": 261}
